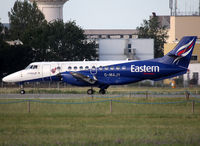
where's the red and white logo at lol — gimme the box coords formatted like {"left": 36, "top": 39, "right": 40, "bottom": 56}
{"left": 173, "top": 39, "right": 195, "bottom": 64}
{"left": 175, "top": 39, "right": 195, "bottom": 57}
{"left": 51, "top": 68, "right": 57, "bottom": 74}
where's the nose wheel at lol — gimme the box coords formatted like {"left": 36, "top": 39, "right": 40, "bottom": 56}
{"left": 20, "top": 84, "right": 25, "bottom": 94}
{"left": 20, "top": 90, "right": 25, "bottom": 94}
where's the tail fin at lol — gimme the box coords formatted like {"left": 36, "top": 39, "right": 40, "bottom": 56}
{"left": 160, "top": 36, "right": 197, "bottom": 68}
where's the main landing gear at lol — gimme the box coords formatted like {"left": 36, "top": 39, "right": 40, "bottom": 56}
{"left": 99, "top": 89, "right": 106, "bottom": 94}
{"left": 87, "top": 88, "right": 106, "bottom": 95}
{"left": 87, "top": 88, "right": 95, "bottom": 95}
{"left": 20, "top": 84, "right": 25, "bottom": 94}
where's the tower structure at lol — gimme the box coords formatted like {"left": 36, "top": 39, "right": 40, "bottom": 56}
{"left": 29, "top": 0, "right": 69, "bottom": 22}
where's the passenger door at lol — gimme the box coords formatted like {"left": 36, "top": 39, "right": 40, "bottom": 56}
{"left": 90, "top": 64, "right": 97, "bottom": 76}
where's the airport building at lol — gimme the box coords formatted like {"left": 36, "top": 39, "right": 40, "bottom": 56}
{"left": 98, "top": 39, "right": 154, "bottom": 61}
{"left": 84, "top": 29, "right": 154, "bottom": 61}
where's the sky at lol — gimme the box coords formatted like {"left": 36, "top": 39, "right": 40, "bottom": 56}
{"left": 0, "top": 0, "right": 199, "bottom": 29}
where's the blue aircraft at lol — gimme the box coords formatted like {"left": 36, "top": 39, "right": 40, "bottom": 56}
{"left": 2, "top": 36, "right": 197, "bottom": 94}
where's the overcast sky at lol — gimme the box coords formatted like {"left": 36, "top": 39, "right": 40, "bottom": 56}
{"left": 0, "top": 0, "right": 199, "bottom": 29}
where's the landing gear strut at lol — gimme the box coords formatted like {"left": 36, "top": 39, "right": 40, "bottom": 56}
{"left": 20, "top": 84, "right": 25, "bottom": 94}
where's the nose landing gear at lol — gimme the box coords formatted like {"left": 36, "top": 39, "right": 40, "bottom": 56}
{"left": 20, "top": 89, "right": 25, "bottom": 94}
{"left": 20, "top": 84, "right": 25, "bottom": 94}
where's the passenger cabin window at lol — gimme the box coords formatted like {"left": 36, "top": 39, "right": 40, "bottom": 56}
{"left": 92, "top": 66, "right": 96, "bottom": 70}
{"left": 85, "top": 66, "right": 89, "bottom": 70}
{"left": 104, "top": 67, "right": 109, "bottom": 70}
{"left": 110, "top": 66, "right": 114, "bottom": 70}
{"left": 79, "top": 66, "right": 83, "bottom": 70}
{"left": 122, "top": 66, "right": 126, "bottom": 70}
{"left": 68, "top": 66, "right": 72, "bottom": 70}
{"left": 116, "top": 66, "right": 120, "bottom": 70}
{"left": 57, "top": 66, "right": 61, "bottom": 70}
{"left": 99, "top": 66, "right": 103, "bottom": 70}
{"left": 74, "top": 66, "right": 78, "bottom": 70}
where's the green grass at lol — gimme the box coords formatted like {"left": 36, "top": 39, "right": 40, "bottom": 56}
{"left": 0, "top": 97, "right": 200, "bottom": 145}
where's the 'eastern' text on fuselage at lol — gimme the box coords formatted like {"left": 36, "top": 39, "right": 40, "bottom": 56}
{"left": 131, "top": 65, "right": 160, "bottom": 73}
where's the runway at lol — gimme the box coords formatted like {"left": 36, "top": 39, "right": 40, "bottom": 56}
{"left": 0, "top": 93, "right": 199, "bottom": 99}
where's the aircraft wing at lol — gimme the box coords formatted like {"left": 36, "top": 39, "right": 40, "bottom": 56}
{"left": 70, "top": 72, "right": 97, "bottom": 84}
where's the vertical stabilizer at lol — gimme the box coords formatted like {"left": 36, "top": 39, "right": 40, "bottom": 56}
{"left": 160, "top": 36, "right": 197, "bottom": 68}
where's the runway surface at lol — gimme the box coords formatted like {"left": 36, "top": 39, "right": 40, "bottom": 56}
{"left": 0, "top": 93, "right": 199, "bottom": 99}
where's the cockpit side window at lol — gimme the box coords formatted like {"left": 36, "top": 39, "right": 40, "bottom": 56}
{"left": 25, "top": 65, "right": 31, "bottom": 69}
{"left": 25, "top": 65, "right": 32, "bottom": 69}
{"left": 33, "top": 65, "right": 38, "bottom": 69}
{"left": 25, "top": 65, "right": 38, "bottom": 70}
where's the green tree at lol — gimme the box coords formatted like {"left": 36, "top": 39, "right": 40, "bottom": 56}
{"left": 0, "top": 22, "right": 5, "bottom": 46}
{"left": 47, "top": 21, "right": 97, "bottom": 61}
{"left": 0, "top": 45, "right": 33, "bottom": 78}
{"left": 0, "top": 22, "right": 9, "bottom": 78}
{"left": 8, "top": 0, "right": 46, "bottom": 40}
{"left": 24, "top": 21, "right": 97, "bottom": 61}
{"left": 137, "top": 15, "right": 168, "bottom": 58}
{"left": 22, "top": 22, "right": 50, "bottom": 61}
{"left": 0, "top": 21, "right": 34, "bottom": 79}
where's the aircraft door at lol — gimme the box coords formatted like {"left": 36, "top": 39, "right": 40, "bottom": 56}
{"left": 42, "top": 64, "right": 51, "bottom": 81}
{"left": 90, "top": 64, "right": 97, "bottom": 75}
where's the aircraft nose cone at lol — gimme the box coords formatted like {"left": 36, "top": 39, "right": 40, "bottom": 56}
{"left": 2, "top": 71, "right": 22, "bottom": 83}
{"left": 2, "top": 76, "right": 11, "bottom": 83}
{"left": 2, "top": 77, "right": 7, "bottom": 82}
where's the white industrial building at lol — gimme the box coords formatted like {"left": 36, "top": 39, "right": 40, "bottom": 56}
{"left": 183, "top": 64, "right": 200, "bottom": 85}
{"left": 98, "top": 39, "right": 154, "bottom": 61}
{"left": 85, "top": 29, "right": 154, "bottom": 61}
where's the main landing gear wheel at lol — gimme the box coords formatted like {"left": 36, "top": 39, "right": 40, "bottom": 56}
{"left": 99, "top": 89, "right": 106, "bottom": 94}
{"left": 20, "top": 90, "right": 25, "bottom": 94}
{"left": 87, "top": 89, "right": 95, "bottom": 95}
